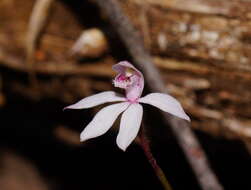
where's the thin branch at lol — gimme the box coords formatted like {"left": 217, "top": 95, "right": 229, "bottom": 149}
{"left": 91, "top": 0, "right": 223, "bottom": 190}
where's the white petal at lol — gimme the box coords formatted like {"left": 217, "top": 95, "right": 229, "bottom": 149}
{"left": 116, "top": 103, "right": 143, "bottom": 151}
{"left": 64, "top": 91, "right": 126, "bottom": 110}
{"left": 139, "top": 93, "right": 190, "bottom": 121}
{"left": 80, "top": 102, "right": 130, "bottom": 142}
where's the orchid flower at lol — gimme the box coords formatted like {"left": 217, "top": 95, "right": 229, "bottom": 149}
{"left": 65, "top": 61, "right": 190, "bottom": 151}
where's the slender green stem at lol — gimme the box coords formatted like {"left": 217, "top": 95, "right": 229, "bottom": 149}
{"left": 138, "top": 127, "right": 173, "bottom": 190}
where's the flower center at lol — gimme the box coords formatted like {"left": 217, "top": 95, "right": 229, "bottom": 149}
{"left": 126, "top": 97, "right": 139, "bottom": 103}
{"left": 113, "top": 71, "right": 134, "bottom": 89}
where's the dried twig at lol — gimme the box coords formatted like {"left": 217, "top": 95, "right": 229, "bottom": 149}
{"left": 91, "top": 0, "right": 223, "bottom": 189}
{"left": 26, "top": 0, "right": 55, "bottom": 87}
{"left": 26, "top": 0, "right": 54, "bottom": 61}
{"left": 0, "top": 49, "right": 114, "bottom": 77}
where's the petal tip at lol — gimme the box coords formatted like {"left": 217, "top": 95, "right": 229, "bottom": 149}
{"left": 63, "top": 106, "right": 70, "bottom": 111}
{"left": 117, "top": 143, "right": 127, "bottom": 152}
{"left": 174, "top": 112, "right": 191, "bottom": 122}
{"left": 116, "top": 138, "right": 128, "bottom": 152}
{"left": 80, "top": 133, "right": 89, "bottom": 142}
{"left": 63, "top": 105, "right": 78, "bottom": 110}
{"left": 182, "top": 112, "right": 191, "bottom": 122}
{"left": 186, "top": 115, "right": 191, "bottom": 122}
{"left": 80, "top": 137, "right": 85, "bottom": 142}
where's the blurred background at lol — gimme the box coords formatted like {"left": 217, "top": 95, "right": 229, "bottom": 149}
{"left": 0, "top": 0, "right": 251, "bottom": 189}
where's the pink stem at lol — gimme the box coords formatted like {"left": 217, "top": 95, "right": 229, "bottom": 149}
{"left": 138, "top": 127, "right": 173, "bottom": 190}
